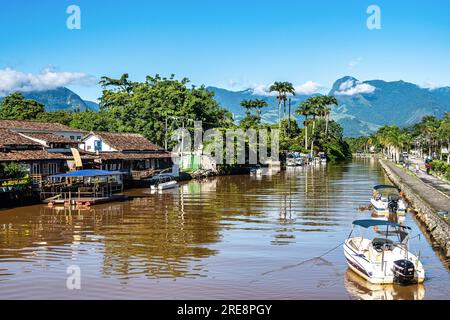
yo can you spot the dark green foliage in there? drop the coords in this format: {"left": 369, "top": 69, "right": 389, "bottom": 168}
{"left": 98, "top": 74, "right": 233, "bottom": 147}
{"left": 0, "top": 92, "right": 45, "bottom": 120}
{"left": 0, "top": 162, "right": 29, "bottom": 179}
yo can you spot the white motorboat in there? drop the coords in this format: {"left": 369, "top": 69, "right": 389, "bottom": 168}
{"left": 250, "top": 166, "right": 263, "bottom": 175}
{"left": 344, "top": 219, "right": 425, "bottom": 285}
{"left": 286, "top": 157, "right": 297, "bottom": 166}
{"left": 150, "top": 174, "right": 178, "bottom": 191}
{"left": 319, "top": 152, "right": 327, "bottom": 164}
{"left": 371, "top": 185, "right": 406, "bottom": 214}
{"left": 286, "top": 152, "right": 303, "bottom": 166}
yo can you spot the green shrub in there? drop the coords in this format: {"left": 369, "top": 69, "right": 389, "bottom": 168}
{"left": 431, "top": 160, "right": 450, "bottom": 180}
{"left": 0, "top": 163, "right": 29, "bottom": 180}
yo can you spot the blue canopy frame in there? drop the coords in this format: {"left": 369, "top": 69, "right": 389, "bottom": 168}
{"left": 352, "top": 219, "right": 411, "bottom": 230}
{"left": 50, "top": 169, "right": 127, "bottom": 178}
{"left": 373, "top": 184, "right": 400, "bottom": 191}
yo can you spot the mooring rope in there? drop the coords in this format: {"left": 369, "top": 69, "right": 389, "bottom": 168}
{"left": 259, "top": 241, "right": 345, "bottom": 277}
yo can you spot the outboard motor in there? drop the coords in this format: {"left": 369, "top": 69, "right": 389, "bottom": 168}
{"left": 388, "top": 195, "right": 400, "bottom": 214}
{"left": 393, "top": 259, "right": 415, "bottom": 283}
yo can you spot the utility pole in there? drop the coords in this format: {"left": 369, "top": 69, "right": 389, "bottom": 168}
{"left": 164, "top": 116, "right": 168, "bottom": 150}
{"left": 181, "top": 119, "right": 185, "bottom": 170}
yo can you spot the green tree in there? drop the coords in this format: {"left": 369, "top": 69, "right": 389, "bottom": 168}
{"left": 296, "top": 99, "right": 314, "bottom": 150}
{"left": 98, "top": 73, "right": 232, "bottom": 147}
{"left": 36, "top": 110, "right": 74, "bottom": 126}
{"left": 0, "top": 92, "right": 45, "bottom": 120}
{"left": 269, "top": 82, "right": 285, "bottom": 129}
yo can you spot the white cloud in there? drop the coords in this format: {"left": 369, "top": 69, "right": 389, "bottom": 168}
{"left": 348, "top": 57, "right": 363, "bottom": 69}
{"left": 294, "top": 81, "right": 324, "bottom": 95}
{"left": 336, "top": 79, "right": 375, "bottom": 96}
{"left": 248, "top": 81, "right": 324, "bottom": 96}
{"left": 0, "top": 67, "right": 96, "bottom": 96}
{"left": 420, "top": 81, "right": 445, "bottom": 91}
{"left": 249, "top": 83, "right": 276, "bottom": 96}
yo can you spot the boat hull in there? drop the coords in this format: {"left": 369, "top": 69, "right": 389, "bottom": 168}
{"left": 343, "top": 240, "right": 424, "bottom": 285}
{"left": 370, "top": 198, "right": 406, "bottom": 214}
{"left": 151, "top": 181, "right": 178, "bottom": 190}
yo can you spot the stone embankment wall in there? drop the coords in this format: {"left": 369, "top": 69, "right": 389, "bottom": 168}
{"left": 379, "top": 159, "right": 450, "bottom": 257}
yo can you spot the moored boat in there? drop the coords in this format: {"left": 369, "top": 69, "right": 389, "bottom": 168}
{"left": 150, "top": 174, "right": 178, "bottom": 191}
{"left": 344, "top": 219, "right": 425, "bottom": 285}
{"left": 371, "top": 185, "right": 406, "bottom": 214}
{"left": 250, "top": 165, "right": 263, "bottom": 175}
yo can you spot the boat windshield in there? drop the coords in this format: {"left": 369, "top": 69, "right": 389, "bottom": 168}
{"left": 373, "top": 187, "right": 400, "bottom": 201}
{"left": 351, "top": 220, "right": 410, "bottom": 245}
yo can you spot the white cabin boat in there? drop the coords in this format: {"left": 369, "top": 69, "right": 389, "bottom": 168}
{"left": 150, "top": 174, "right": 178, "bottom": 191}
{"left": 371, "top": 185, "right": 406, "bottom": 214}
{"left": 250, "top": 166, "right": 263, "bottom": 175}
{"left": 344, "top": 219, "right": 425, "bottom": 285}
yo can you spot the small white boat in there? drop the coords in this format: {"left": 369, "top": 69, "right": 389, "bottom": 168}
{"left": 371, "top": 185, "right": 406, "bottom": 214}
{"left": 319, "top": 152, "right": 327, "bottom": 164}
{"left": 344, "top": 219, "right": 425, "bottom": 285}
{"left": 286, "top": 157, "right": 297, "bottom": 166}
{"left": 150, "top": 174, "right": 178, "bottom": 191}
{"left": 250, "top": 166, "right": 263, "bottom": 175}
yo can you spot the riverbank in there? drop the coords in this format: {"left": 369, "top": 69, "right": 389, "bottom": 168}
{"left": 378, "top": 158, "right": 450, "bottom": 257}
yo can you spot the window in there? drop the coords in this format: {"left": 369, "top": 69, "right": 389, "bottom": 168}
{"left": 70, "top": 136, "right": 75, "bottom": 140}
{"left": 77, "top": 136, "right": 81, "bottom": 141}
{"left": 48, "top": 163, "right": 59, "bottom": 174}
{"left": 94, "top": 140, "right": 102, "bottom": 151}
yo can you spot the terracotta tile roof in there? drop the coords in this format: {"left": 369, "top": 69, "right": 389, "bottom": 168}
{"left": 0, "top": 150, "right": 71, "bottom": 161}
{"left": 0, "top": 119, "right": 84, "bottom": 133}
{"left": 21, "top": 132, "right": 79, "bottom": 144}
{"left": 92, "top": 132, "right": 165, "bottom": 152}
{"left": 0, "top": 128, "right": 40, "bottom": 148}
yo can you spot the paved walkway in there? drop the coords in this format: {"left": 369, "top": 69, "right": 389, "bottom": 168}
{"left": 382, "top": 159, "right": 450, "bottom": 212}
{"left": 406, "top": 157, "right": 450, "bottom": 197}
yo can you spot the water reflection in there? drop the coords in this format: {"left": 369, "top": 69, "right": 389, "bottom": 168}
{"left": 0, "top": 159, "right": 448, "bottom": 299}
{"left": 345, "top": 269, "right": 425, "bottom": 300}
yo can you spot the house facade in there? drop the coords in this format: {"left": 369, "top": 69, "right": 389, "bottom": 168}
{"left": 81, "top": 132, "right": 172, "bottom": 180}
{"left": 0, "top": 120, "right": 94, "bottom": 184}
{"left": 0, "top": 128, "right": 71, "bottom": 185}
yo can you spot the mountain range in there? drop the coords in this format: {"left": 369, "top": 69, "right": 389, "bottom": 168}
{"left": 1, "top": 77, "right": 449, "bottom": 137}
{"left": 208, "top": 77, "right": 450, "bottom": 136}
{"left": 0, "top": 87, "right": 99, "bottom": 112}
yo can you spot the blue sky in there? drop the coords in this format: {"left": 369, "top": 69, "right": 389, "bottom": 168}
{"left": 1, "top": 0, "right": 450, "bottom": 101}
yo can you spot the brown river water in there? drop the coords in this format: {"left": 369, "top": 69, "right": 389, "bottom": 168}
{"left": 0, "top": 158, "right": 449, "bottom": 299}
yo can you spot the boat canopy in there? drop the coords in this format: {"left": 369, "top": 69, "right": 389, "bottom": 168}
{"left": 352, "top": 219, "right": 411, "bottom": 230}
{"left": 50, "top": 169, "right": 127, "bottom": 178}
{"left": 373, "top": 184, "right": 399, "bottom": 191}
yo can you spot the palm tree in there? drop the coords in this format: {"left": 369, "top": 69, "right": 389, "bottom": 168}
{"left": 253, "top": 99, "right": 268, "bottom": 119}
{"left": 307, "top": 97, "right": 321, "bottom": 155}
{"left": 296, "top": 100, "right": 314, "bottom": 150}
{"left": 320, "top": 96, "right": 338, "bottom": 136}
{"left": 240, "top": 99, "right": 254, "bottom": 117}
{"left": 269, "top": 82, "right": 285, "bottom": 129}
{"left": 283, "top": 82, "right": 296, "bottom": 131}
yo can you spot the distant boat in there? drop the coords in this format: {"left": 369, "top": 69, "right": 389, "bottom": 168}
{"left": 371, "top": 185, "right": 406, "bottom": 214}
{"left": 150, "top": 174, "right": 178, "bottom": 191}
{"left": 344, "top": 219, "right": 425, "bottom": 285}
{"left": 250, "top": 166, "right": 263, "bottom": 175}
{"left": 286, "top": 157, "right": 297, "bottom": 166}
{"left": 319, "top": 152, "right": 327, "bottom": 164}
